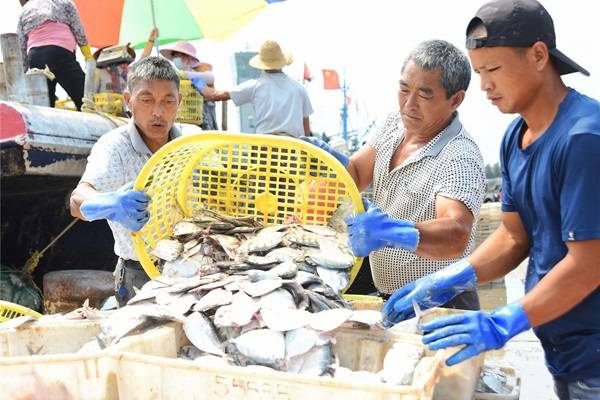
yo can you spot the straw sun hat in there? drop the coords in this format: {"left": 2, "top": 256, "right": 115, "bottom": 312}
{"left": 249, "top": 40, "right": 294, "bottom": 70}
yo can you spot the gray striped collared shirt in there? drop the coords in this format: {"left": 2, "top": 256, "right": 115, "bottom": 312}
{"left": 367, "top": 111, "right": 485, "bottom": 293}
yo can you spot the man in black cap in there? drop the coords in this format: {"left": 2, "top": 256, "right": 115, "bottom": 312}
{"left": 381, "top": 0, "right": 600, "bottom": 397}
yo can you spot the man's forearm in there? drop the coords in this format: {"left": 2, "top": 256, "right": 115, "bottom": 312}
{"left": 469, "top": 223, "right": 530, "bottom": 284}
{"left": 201, "top": 87, "right": 230, "bottom": 102}
{"left": 70, "top": 184, "right": 97, "bottom": 220}
{"left": 521, "top": 241, "right": 600, "bottom": 327}
{"left": 414, "top": 217, "right": 472, "bottom": 259}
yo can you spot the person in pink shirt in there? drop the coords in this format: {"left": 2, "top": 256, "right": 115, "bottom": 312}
{"left": 17, "top": 0, "right": 92, "bottom": 110}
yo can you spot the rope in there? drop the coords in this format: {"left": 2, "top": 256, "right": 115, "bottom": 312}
{"left": 23, "top": 218, "right": 79, "bottom": 279}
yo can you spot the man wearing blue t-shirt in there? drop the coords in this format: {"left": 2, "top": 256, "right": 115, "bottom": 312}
{"left": 381, "top": 0, "right": 600, "bottom": 397}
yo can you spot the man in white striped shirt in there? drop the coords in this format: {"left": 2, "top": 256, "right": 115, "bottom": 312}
{"left": 304, "top": 40, "right": 486, "bottom": 311}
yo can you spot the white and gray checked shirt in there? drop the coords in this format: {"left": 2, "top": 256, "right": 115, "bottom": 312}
{"left": 367, "top": 111, "right": 485, "bottom": 294}
{"left": 80, "top": 121, "right": 183, "bottom": 261}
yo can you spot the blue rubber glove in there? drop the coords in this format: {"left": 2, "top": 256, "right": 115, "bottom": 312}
{"left": 80, "top": 182, "right": 150, "bottom": 231}
{"left": 382, "top": 260, "right": 477, "bottom": 326}
{"left": 345, "top": 201, "right": 419, "bottom": 257}
{"left": 421, "top": 301, "right": 531, "bottom": 366}
{"left": 300, "top": 136, "right": 349, "bottom": 167}
{"left": 191, "top": 77, "right": 206, "bottom": 92}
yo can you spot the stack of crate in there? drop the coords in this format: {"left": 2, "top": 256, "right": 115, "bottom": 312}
{"left": 474, "top": 203, "right": 502, "bottom": 249}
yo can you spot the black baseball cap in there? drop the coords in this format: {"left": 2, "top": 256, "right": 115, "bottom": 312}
{"left": 465, "top": 0, "right": 590, "bottom": 76}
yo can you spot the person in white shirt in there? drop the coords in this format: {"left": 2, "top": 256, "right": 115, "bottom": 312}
{"left": 70, "top": 57, "right": 183, "bottom": 306}
{"left": 203, "top": 39, "right": 313, "bottom": 138}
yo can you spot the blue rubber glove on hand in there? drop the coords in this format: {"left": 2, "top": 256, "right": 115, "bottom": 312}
{"left": 345, "top": 201, "right": 419, "bottom": 257}
{"left": 191, "top": 77, "right": 206, "bottom": 92}
{"left": 80, "top": 182, "right": 150, "bottom": 231}
{"left": 300, "top": 136, "right": 350, "bottom": 167}
{"left": 382, "top": 259, "right": 477, "bottom": 326}
{"left": 421, "top": 302, "right": 531, "bottom": 366}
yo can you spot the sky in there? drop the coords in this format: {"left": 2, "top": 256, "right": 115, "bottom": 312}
{"left": 2, "top": 0, "right": 599, "bottom": 165}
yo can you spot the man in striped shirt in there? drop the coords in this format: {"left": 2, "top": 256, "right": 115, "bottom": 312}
{"left": 304, "top": 40, "right": 486, "bottom": 310}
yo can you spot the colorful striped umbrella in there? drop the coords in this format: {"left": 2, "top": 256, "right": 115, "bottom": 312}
{"left": 73, "top": 0, "right": 286, "bottom": 49}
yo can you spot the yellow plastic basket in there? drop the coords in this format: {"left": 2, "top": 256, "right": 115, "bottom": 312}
{"left": 0, "top": 300, "right": 42, "bottom": 322}
{"left": 94, "top": 92, "right": 124, "bottom": 115}
{"left": 132, "top": 132, "right": 364, "bottom": 291}
{"left": 54, "top": 99, "right": 77, "bottom": 111}
{"left": 176, "top": 79, "right": 203, "bottom": 125}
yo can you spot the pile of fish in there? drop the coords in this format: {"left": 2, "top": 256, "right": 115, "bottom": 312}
{"left": 87, "top": 206, "right": 426, "bottom": 384}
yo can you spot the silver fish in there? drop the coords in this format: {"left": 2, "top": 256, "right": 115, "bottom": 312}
{"left": 245, "top": 261, "right": 298, "bottom": 282}
{"left": 301, "top": 224, "right": 337, "bottom": 237}
{"left": 243, "top": 255, "right": 279, "bottom": 267}
{"left": 214, "top": 291, "right": 259, "bottom": 328}
{"left": 316, "top": 266, "right": 349, "bottom": 293}
{"left": 266, "top": 247, "right": 302, "bottom": 263}
{"left": 246, "top": 231, "right": 286, "bottom": 253}
{"left": 309, "top": 308, "right": 353, "bottom": 331}
{"left": 256, "top": 288, "right": 297, "bottom": 310}
{"left": 229, "top": 328, "right": 286, "bottom": 370}
{"left": 192, "top": 288, "right": 233, "bottom": 312}
{"left": 285, "top": 327, "right": 320, "bottom": 359}
{"left": 297, "top": 343, "right": 335, "bottom": 376}
{"left": 260, "top": 306, "right": 310, "bottom": 332}
{"left": 162, "top": 257, "right": 201, "bottom": 278}
{"left": 183, "top": 312, "right": 224, "bottom": 356}
{"left": 152, "top": 239, "right": 183, "bottom": 262}
{"left": 286, "top": 229, "right": 321, "bottom": 248}
{"left": 328, "top": 201, "right": 354, "bottom": 233}
{"left": 209, "top": 234, "right": 241, "bottom": 259}
{"left": 173, "top": 220, "right": 203, "bottom": 238}
{"left": 242, "top": 278, "right": 283, "bottom": 297}
{"left": 178, "top": 345, "right": 205, "bottom": 360}
{"left": 348, "top": 310, "right": 384, "bottom": 327}
{"left": 381, "top": 342, "right": 423, "bottom": 385}
{"left": 305, "top": 245, "right": 354, "bottom": 270}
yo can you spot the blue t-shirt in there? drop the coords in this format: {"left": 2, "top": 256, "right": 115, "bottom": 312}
{"left": 500, "top": 89, "right": 600, "bottom": 380}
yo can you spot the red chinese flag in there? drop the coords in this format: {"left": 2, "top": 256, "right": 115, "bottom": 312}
{"left": 322, "top": 69, "right": 340, "bottom": 90}
{"left": 303, "top": 63, "right": 312, "bottom": 82}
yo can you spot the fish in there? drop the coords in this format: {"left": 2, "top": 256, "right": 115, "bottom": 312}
{"left": 192, "top": 288, "right": 233, "bottom": 312}
{"left": 213, "top": 291, "right": 259, "bottom": 328}
{"left": 285, "top": 327, "right": 320, "bottom": 359}
{"left": 173, "top": 220, "right": 203, "bottom": 238}
{"left": 245, "top": 261, "right": 298, "bottom": 282}
{"left": 246, "top": 231, "right": 287, "bottom": 253}
{"left": 152, "top": 239, "right": 183, "bottom": 262}
{"left": 297, "top": 343, "right": 335, "bottom": 376}
{"left": 285, "top": 229, "right": 321, "bottom": 248}
{"left": 266, "top": 247, "right": 302, "bottom": 263}
{"left": 183, "top": 312, "right": 224, "bottom": 356}
{"left": 380, "top": 342, "right": 424, "bottom": 385}
{"left": 309, "top": 308, "right": 353, "bottom": 331}
{"left": 301, "top": 224, "right": 337, "bottom": 237}
{"left": 256, "top": 288, "right": 297, "bottom": 310}
{"left": 316, "top": 266, "right": 349, "bottom": 294}
{"left": 162, "top": 257, "right": 202, "bottom": 278}
{"left": 260, "top": 306, "right": 310, "bottom": 332}
{"left": 227, "top": 328, "right": 286, "bottom": 370}
{"left": 305, "top": 245, "right": 354, "bottom": 270}
{"left": 242, "top": 278, "right": 283, "bottom": 297}
{"left": 328, "top": 201, "right": 354, "bottom": 233}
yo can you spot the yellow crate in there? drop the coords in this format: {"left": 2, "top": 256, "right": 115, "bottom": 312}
{"left": 0, "top": 300, "right": 41, "bottom": 322}
{"left": 94, "top": 92, "right": 124, "bottom": 116}
{"left": 132, "top": 132, "right": 364, "bottom": 290}
{"left": 54, "top": 98, "right": 77, "bottom": 111}
{"left": 176, "top": 79, "right": 203, "bottom": 125}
